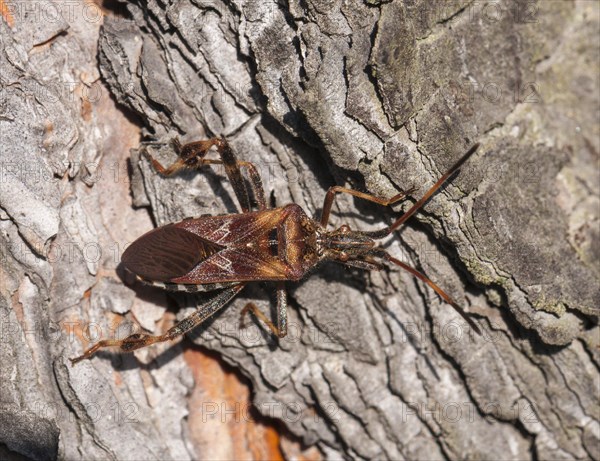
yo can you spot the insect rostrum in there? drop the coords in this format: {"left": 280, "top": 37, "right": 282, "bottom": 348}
{"left": 70, "top": 138, "right": 481, "bottom": 365}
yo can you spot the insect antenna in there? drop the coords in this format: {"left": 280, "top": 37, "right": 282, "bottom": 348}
{"left": 364, "top": 143, "right": 480, "bottom": 239}
{"left": 373, "top": 249, "right": 481, "bottom": 334}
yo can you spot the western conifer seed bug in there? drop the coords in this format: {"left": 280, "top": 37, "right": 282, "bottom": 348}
{"left": 70, "top": 138, "right": 481, "bottom": 365}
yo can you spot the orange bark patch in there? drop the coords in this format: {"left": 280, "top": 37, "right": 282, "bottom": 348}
{"left": 0, "top": 0, "right": 14, "bottom": 27}
{"left": 184, "top": 347, "right": 285, "bottom": 460}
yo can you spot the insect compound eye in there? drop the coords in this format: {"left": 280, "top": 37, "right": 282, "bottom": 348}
{"left": 339, "top": 224, "right": 351, "bottom": 234}
{"left": 338, "top": 252, "right": 349, "bottom": 262}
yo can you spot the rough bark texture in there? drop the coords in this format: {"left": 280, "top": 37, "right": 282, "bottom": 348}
{"left": 1, "top": 1, "right": 599, "bottom": 460}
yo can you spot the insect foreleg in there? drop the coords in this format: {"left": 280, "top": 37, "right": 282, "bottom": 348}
{"left": 364, "top": 143, "right": 480, "bottom": 239}
{"left": 319, "top": 186, "right": 416, "bottom": 228}
{"left": 240, "top": 282, "right": 288, "bottom": 338}
{"left": 338, "top": 258, "right": 384, "bottom": 271}
{"left": 70, "top": 284, "right": 245, "bottom": 365}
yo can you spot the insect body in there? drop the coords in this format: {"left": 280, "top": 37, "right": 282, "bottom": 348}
{"left": 70, "top": 138, "right": 481, "bottom": 365}
{"left": 124, "top": 204, "right": 320, "bottom": 287}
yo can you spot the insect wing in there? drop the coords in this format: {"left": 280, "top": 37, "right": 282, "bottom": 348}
{"left": 174, "top": 246, "right": 290, "bottom": 283}
{"left": 122, "top": 225, "right": 224, "bottom": 282}
{"left": 177, "top": 208, "right": 282, "bottom": 245}
{"left": 173, "top": 208, "right": 294, "bottom": 283}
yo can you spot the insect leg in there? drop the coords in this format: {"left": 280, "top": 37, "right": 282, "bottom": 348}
{"left": 70, "top": 284, "right": 245, "bottom": 365}
{"left": 276, "top": 283, "right": 288, "bottom": 337}
{"left": 339, "top": 258, "right": 384, "bottom": 271}
{"left": 240, "top": 282, "right": 288, "bottom": 338}
{"left": 200, "top": 158, "right": 267, "bottom": 211}
{"left": 319, "top": 186, "right": 417, "bottom": 227}
{"left": 142, "top": 137, "right": 267, "bottom": 212}
{"left": 207, "top": 138, "right": 267, "bottom": 211}
{"left": 364, "top": 143, "right": 480, "bottom": 238}
{"left": 141, "top": 148, "right": 187, "bottom": 176}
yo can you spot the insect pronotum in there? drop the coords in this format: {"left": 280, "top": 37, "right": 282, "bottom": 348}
{"left": 70, "top": 138, "right": 481, "bottom": 365}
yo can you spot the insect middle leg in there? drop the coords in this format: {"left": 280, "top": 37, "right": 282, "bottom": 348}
{"left": 142, "top": 137, "right": 266, "bottom": 212}
{"left": 319, "top": 186, "right": 417, "bottom": 227}
{"left": 240, "top": 282, "right": 288, "bottom": 338}
{"left": 70, "top": 284, "right": 245, "bottom": 365}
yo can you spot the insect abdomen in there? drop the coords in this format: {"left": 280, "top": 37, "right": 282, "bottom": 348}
{"left": 131, "top": 274, "right": 236, "bottom": 293}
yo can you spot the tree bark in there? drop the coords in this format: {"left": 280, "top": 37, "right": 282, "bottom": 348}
{"left": 1, "top": 1, "right": 598, "bottom": 460}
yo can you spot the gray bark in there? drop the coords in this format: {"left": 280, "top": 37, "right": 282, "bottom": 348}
{"left": 1, "top": 1, "right": 598, "bottom": 460}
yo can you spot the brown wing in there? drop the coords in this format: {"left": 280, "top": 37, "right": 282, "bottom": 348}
{"left": 172, "top": 247, "right": 291, "bottom": 284}
{"left": 176, "top": 208, "right": 285, "bottom": 245}
{"left": 172, "top": 207, "right": 299, "bottom": 283}
{"left": 126, "top": 206, "right": 309, "bottom": 284}
{"left": 122, "top": 225, "right": 224, "bottom": 282}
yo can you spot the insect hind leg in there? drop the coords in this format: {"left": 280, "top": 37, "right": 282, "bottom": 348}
{"left": 70, "top": 284, "right": 245, "bottom": 365}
